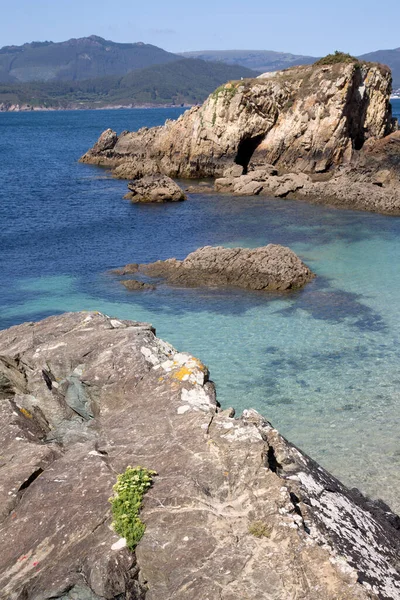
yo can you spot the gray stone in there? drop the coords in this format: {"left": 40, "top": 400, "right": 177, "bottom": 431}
{"left": 223, "top": 164, "right": 244, "bottom": 177}
{"left": 137, "top": 244, "right": 314, "bottom": 291}
{"left": 0, "top": 312, "right": 399, "bottom": 599}
{"left": 124, "top": 174, "right": 186, "bottom": 203}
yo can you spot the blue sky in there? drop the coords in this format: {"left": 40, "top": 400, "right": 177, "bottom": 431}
{"left": 0, "top": 0, "right": 399, "bottom": 55}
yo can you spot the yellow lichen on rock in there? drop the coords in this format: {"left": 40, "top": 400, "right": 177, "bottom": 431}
{"left": 19, "top": 407, "right": 33, "bottom": 419}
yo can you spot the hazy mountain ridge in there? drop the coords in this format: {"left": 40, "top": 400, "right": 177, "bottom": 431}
{"left": 0, "top": 35, "right": 180, "bottom": 83}
{"left": 1, "top": 35, "right": 400, "bottom": 110}
{"left": 181, "top": 48, "right": 400, "bottom": 89}
{"left": 179, "top": 49, "right": 317, "bottom": 72}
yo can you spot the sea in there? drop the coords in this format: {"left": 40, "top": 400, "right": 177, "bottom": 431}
{"left": 1, "top": 100, "right": 400, "bottom": 511}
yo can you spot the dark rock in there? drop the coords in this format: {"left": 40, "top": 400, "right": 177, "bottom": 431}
{"left": 111, "top": 263, "right": 139, "bottom": 276}
{"left": 124, "top": 174, "right": 187, "bottom": 203}
{"left": 121, "top": 279, "right": 155, "bottom": 291}
{"left": 0, "top": 312, "right": 399, "bottom": 599}
{"left": 139, "top": 244, "right": 315, "bottom": 291}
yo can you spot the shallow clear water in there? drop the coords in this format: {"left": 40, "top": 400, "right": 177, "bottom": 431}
{"left": 1, "top": 101, "right": 400, "bottom": 511}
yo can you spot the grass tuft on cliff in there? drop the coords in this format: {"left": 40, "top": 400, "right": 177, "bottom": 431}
{"left": 109, "top": 466, "right": 156, "bottom": 550}
{"left": 315, "top": 51, "right": 359, "bottom": 66}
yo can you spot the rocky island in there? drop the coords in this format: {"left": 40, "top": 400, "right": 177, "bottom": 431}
{"left": 0, "top": 311, "right": 399, "bottom": 600}
{"left": 81, "top": 56, "right": 400, "bottom": 214}
{"left": 115, "top": 244, "right": 315, "bottom": 291}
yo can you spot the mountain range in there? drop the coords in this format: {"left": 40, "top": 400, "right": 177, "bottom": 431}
{"left": 0, "top": 36, "right": 399, "bottom": 110}
{"left": 180, "top": 49, "right": 400, "bottom": 89}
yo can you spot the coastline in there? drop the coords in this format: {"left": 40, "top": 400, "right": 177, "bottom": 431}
{"left": 0, "top": 102, "right": 195, "bottom": 113}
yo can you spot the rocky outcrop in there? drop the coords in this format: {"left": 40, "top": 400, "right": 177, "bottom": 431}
{"left": 118, "top": 244, "right": 315, "bottom": 291}
{"left": 123, "top": 174, "right": 187, "bottom": 203}
{"left": 0, "top": 312, "right": 399, "bottom": 599}
{"left": 214, "top": 136, "right": 400, "bottom": 214}
{"left": 81, "top": 61, "right": 394, "bottom": 179}
{"left": 80, "top": 60, "right": 400, "bottom": 213}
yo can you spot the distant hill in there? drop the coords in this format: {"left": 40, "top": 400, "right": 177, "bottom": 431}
{"left": 358, "top": 48, "right": 400, "bottom": 89}
{"left": 0, "top": 35, "right": 180, "bottom": 83}
{"left": 180, "top": 47, "right": 400, "bottom": 91}
{"left": 0, "top": 59, "right": 256, "bottom": 109}
{"left": 179, "top": 50, "right": 317, "bottom": 73}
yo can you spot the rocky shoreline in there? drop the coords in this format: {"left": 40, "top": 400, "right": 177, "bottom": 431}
{"left": 0, "top": 311, "right": 399, "bottom": 599}
{"left": 0, "top": 103, "right": 193, "bottom": 113}
{"left": 81, "top": 60, "right": 400, "bottom": 214}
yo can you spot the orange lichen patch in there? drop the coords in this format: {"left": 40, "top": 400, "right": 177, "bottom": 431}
{"left": 171, "top": 357, "right": 207, "bottom": 383}
{"left": 172, "top": 366, "right": 193, "bottom": 381}
{"left": 19, "top": 407, "right": 33, "bottom": 419}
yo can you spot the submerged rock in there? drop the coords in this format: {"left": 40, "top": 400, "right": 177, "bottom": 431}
{"left": 121, "top": 279, "right": 155, "bottom": 291}
{"left": 111, "top": 263, "right": 139, "bottom": 275}
{"left": 124, "top": 174, "right": 186, "bottom": 203}
{"left": 118, "top": 244, "right": 315, "bottom": 291}
{"left": 0, "top": 311, "right": 399, "bottom": 599}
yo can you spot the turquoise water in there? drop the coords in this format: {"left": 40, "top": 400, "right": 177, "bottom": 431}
{"left": 1, "top": 102, "right": 400, "bottom": 510}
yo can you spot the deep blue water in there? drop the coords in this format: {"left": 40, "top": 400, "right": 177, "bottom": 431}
{"left": 1, "top": 101, "right": 400, "bottom": 510}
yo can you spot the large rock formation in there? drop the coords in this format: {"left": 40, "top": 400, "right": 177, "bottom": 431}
{"left": 0, "top": 312, "right": 399, "bottom": 599}
{"left": 80, "top": 59, "right": 400, "bottom": 213}
{"left": 118, "top": 244, "right": 315, "bottom": 291}
{"left": 81, "top": 61, "right": 394, "bottom": 178}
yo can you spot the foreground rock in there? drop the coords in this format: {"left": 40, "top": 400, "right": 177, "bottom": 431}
{"left": 80, "top": 59, "right": 400, "bottom": 213}
{"left": 119, "top": 244, "right": 315, "bottom": 291}
{"left": 0, "top": 312, "right": 399, "bottom": 599}
{"left": 124, "top": 174, "right": 187, "bottom": 203}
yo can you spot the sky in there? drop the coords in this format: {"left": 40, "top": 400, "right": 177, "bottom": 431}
{"left": 0, "top": 0, "right": 399, "bottom": 56}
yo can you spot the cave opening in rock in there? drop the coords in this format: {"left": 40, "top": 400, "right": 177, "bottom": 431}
{"left": 234, "top": 134, "right": 265, "bottom": 173}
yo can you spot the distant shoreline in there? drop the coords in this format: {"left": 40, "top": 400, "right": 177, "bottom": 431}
{"left": 0, "top": 103, "right": 194, "bottom": 113}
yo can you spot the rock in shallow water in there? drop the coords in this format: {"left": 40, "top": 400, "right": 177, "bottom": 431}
{"left": 124, "top": 174, "right": 187, "bottom": 203}
{"left": 0, "top": 311, "right": 399, "bottom": 599}
{"left": 121, "top": 279, "right": 155, "bottom": 291}
{"left": 121, "top": 244, "right": 315, "bottom": 291}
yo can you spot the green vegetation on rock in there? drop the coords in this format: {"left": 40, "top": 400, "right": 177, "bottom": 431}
{"left": 109, "top": 466, "right": 156, "bottom": 550}
{"left": 248, "top": 521, "right": 272, "bottom": 538}
{"left": 315, "top": 51, "right": 359, "bottom": 66}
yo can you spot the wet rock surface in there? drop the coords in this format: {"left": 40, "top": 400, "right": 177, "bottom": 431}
{"left": 0, "top": 312, "right": 399, "bottom": 599}
{"left": 124, "top": 174, "right": 186, "bottom": 203}
{"left": 119, "top": 244, "right": 315, "bottom": 292}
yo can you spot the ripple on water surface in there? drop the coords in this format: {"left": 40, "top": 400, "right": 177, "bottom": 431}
{"left": 1, "top": 104, "right": 400, "bottom": 512}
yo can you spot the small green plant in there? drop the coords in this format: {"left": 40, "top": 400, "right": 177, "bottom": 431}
{"left": 248, "top": 520, "right": 272, "bottom": 538}
{"left": 109, "top": 466, "right": 156, "bottom": 550}
{"left": 315, "top": 51, "right": 359, "bottom": 66}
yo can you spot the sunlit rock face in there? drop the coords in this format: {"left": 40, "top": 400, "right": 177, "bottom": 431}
{"left": 81, "top": 61, "right": 394, "bottom": 179}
